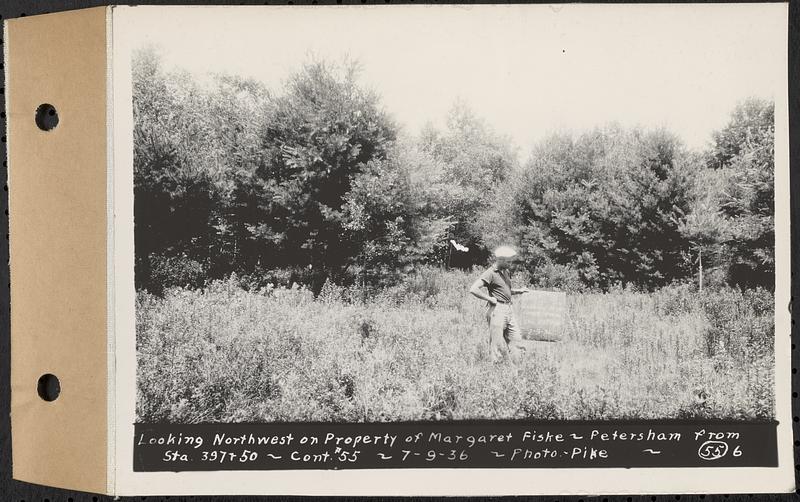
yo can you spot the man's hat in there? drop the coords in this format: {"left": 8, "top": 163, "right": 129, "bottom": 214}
{"left": 494, "top": 246, "right": 517, "bottom": 258}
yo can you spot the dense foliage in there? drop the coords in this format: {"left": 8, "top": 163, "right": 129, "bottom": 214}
{"left": 133, "top": 49, "right": 776, "bottom": 293}
{"left": 482, "top": 127, "right": 697, "bottom": 290}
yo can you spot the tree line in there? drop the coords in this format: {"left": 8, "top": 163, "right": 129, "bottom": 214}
{"left": 133, "top": 47, "right": 775, "bottom": 294}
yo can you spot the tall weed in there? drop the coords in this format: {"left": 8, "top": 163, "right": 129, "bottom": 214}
{"left": 137, "top": 269, "right": 775, "bottom": 422}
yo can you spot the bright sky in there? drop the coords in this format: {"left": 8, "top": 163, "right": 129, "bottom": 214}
{"left": 121, "top": 4, "right": 786, "bottom": 154}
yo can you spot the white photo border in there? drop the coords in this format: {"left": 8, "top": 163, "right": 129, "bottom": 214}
{"left": 110, "top": 4, "right": 794, "bottom": 496}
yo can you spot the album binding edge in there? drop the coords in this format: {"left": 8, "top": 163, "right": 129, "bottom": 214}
{"left": 6, "top": 6, "right": 112, "bottom": 494}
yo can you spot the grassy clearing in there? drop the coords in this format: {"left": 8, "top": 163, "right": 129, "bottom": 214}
{"left": 136, "top": 268, "right": 774, "bottom": 423}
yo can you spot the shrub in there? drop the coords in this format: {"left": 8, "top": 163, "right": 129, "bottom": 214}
{"left": 145, "top": 253, "right": 206, "bottom": 295}
{"left": 531, "top": 262, "right": 585, "bottom": 293}
{"left": 701, "top": 287, "right": 774, "bottom": 359}
{"left": 653, "top": 283, "right": 698, "bottom": 317}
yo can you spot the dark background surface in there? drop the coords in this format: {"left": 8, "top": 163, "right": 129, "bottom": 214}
{"left": 0, "top": 0, "right": 798, "bottom": 500}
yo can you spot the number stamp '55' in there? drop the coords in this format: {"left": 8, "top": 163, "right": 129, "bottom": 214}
{"left": 698, "top": 441, "right": 742, "bottom": 460}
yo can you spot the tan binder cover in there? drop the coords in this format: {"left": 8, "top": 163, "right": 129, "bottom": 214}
{"left": 6, "top": 7, "right": 109, "bottom": 493}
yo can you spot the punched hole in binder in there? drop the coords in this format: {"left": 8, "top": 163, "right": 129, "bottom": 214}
{"left": 37, "top": 373, "right": 60, "bottom": 402}
{"left": 34, "top": 103, "right": 59, "bottom": 131}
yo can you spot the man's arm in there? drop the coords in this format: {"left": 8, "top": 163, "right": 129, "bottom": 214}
{"left": 511, "top": 287, "right": 530, "bottom": 295}
{"left": 469, "top": 278, "right": 497, "bottom": 305}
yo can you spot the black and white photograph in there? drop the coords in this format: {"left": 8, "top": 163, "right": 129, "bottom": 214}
{"left": 129, "top": 4, "right": 785, "bottom": 428}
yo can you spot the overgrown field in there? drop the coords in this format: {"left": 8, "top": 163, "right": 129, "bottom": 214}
{"left": 136, "top": 268, "right": 774, "bottom": 423}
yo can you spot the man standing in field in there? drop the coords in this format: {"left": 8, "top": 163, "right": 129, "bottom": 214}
{"left": 469, "top": 246, "right": 530, "bottom": 363}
